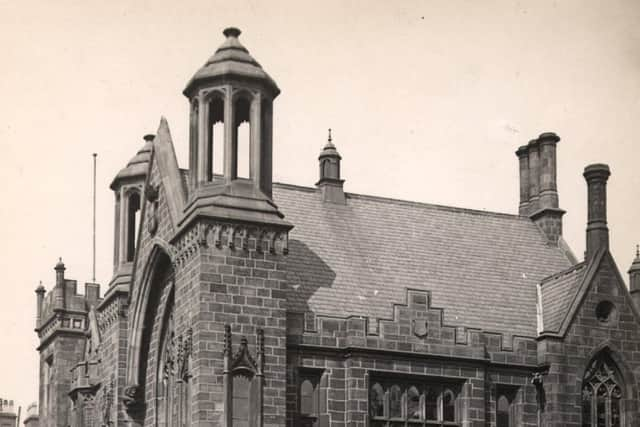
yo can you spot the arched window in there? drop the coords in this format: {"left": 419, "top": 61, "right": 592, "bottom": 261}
{"left": 232, "top": 374, "right": 251, "bottom": 427}
{"left": 369, "top": 379, "right": 460, "bottom": 426}
{"left": 234, "top": 96, "right": 251, "bottom": 179}
{"left": 389, "top": 384, "right": 402, "bottom": 418}
{"left": 126, "top": 191, "right": 140, "bottom": 262}
{"left": 157, "top": 310, "right": 175, "bottom": 427}
{"left": 407, "top": 386, "right": 420, "bottom": 420}
{"left": 497, "top": 395, "right": 510, "bottom": 427}
{"left": 582, "top": 353, "right": 624, "bottom": 427}
{"left": 208, "top": 97, "right": 224, "bottom": 179}
{"left": 370, "top": 383, "right": 385, "bottom": 418}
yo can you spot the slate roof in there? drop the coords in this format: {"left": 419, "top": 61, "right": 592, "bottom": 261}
{"left": 272, "top": 183, "right": 573, "bottom": 338}
{"left": 539, "top": 263, "right": 586, "bottom": 334}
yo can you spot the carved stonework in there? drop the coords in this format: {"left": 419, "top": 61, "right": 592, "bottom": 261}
{"left": 412, "top": 319, "right": 428, "bottom": 338}
{"left": 146, "top": 183, "right": 159, "bottom": 236}
{"left": 122, "top": 384, "right": 140, "bottom": 408}
{"left": 171, "top": 221, "right": 289, "bottom": 268}
{"left": 98, "top": 378, "right": 114, "bottom": 426}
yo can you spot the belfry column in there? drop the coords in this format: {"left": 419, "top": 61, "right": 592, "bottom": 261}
{"left": 197, "top": 94, "right": 208, "bottom": 184}
{"left": 224, "top": 87, "right": 236, "bottom": 181}
{"left": 250, "top": 92, "right": 263, "bottom": 187}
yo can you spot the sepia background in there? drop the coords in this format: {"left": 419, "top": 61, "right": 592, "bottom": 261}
{"left": 1, "top": 0, "right": 639, "bottom": 414}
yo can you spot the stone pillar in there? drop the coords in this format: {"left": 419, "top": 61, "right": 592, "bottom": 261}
{"left": 118, "top": 187, "right": 127, "bottom": 266}
{"left": 225, "top": 87, "right": 237, "bottom": 181}
{"left": 250, "top": 93, "right": 263, "bottom": 188}
{"left": 261, "top": 100, "right": 273, "bottom": 198}
{"left": 583, "top": 163, "right": 610, "bottom": 261}
{"left": 197, "top": 94, "right": 208, "bottom": 185}
{"left": 189, "top": 98, "right": 199, "bottom": 188}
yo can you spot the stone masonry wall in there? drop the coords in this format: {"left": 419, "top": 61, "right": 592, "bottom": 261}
{"left": 539, "top": 254, "right": 640, "bottom": 427}
{"left": 286, "top": 289, "right": 541, "bottom": 427}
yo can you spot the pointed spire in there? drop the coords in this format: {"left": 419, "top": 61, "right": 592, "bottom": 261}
{"left": 325, "top": 128, "right": 335, "bottom": 149}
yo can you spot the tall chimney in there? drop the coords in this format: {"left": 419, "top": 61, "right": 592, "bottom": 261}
{"left": 527, "top": 139, "right": 541, "bottom": 213}
{"left": 517, "top": 133, "right": 565, "bottom": 244}
{"left": 538, "top": 132, "right": 560, "bottom": 209}
{"left": 583, "top": 163, "right": 610, "bottom": 261}
{"left": 629, "top": 245, "right": 640, "bottom": 310}
{"left": 516, "top": 145, "right": 530, "bottom": 215}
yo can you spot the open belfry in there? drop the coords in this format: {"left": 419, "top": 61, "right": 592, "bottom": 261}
{"left": 33, "top": 28, "right": 640, "bottom": 427}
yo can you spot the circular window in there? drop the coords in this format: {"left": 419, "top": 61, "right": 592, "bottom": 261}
{"left": 595, "top": 301, "right": 616, "bottom": 324}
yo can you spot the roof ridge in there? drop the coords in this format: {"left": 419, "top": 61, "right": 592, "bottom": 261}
{"left": 539, "top": 261, "right": 587, "bottom": 286}
{"left": 273, "top": 181, "right": 525, "bottom": 220}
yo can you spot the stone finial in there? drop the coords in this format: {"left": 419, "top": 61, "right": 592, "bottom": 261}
{"left": 223, "top": 27, "right": 241, "bottom": 38}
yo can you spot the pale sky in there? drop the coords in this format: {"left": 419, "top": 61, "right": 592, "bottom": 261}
{"left": 1, "top": 0, "right": 639, "bottom": 414}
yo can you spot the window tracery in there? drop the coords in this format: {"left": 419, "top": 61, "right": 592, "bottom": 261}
{"left": 582, "top": 354, "right": 623, "bottom": 427}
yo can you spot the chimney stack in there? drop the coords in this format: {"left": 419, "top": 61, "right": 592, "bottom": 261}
{"left": 583, "top": 163, "right": 610, "bottom": 261}
{"left": 516, "top": 133, "right": 565, "bottom": 244}
{"left": 629, "top": 245, "right": 640, "bottom": 310}
{"left": 516, "top": 145, "right": 530, "bottom": 215}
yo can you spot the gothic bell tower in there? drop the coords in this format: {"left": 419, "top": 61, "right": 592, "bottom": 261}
{"left": 183, "top": 27, "right": 283, "bottom": 223}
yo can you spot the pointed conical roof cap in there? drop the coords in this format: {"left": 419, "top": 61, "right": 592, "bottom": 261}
{"left": 111, "top": 135, "right": 153, "bottom": 188}
{"left": 184, "top": 28, "right": 279, "bottom": 97}
{"left": 319, "top": 128, "right": 341, "bottom": 159}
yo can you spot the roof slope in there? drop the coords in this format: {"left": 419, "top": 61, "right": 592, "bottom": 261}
{"left": 273, "top": 184, "right": 573, "bottom": 338}
{"left": 539, "top": 263, "right": 586, "bottom": 333}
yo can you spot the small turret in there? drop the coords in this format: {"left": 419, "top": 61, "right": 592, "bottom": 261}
{"left": 316, "top": 129, "right": 345, "bottom": 204}
{"left": 110, "top": 135, "right": 152, "bottom": 283}
{"left": 35, "top": 281, "right": 45, "bottom": 327}
{"left": 54, "top": 258, "right": 65, "bottom": 311}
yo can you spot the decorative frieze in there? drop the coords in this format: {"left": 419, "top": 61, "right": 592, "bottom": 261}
{"left": 170, "top": 220, "right": 289, "bottom": 268}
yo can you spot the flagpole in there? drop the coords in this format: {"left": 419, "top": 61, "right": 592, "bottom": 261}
{"left": 92, "top": 153, "right": 97, "bottom": 283}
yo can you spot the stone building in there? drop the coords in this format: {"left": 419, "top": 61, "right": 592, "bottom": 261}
{"left": 0, "top": 399, "right": 17, "bottom": 427}
{"left": 33, "top": 28, "right": 640, "bottom": 427}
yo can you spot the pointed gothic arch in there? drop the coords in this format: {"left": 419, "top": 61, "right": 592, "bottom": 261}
{"left": 124, "top": 242, "right": 176, "bottom": 419}
{"left": 580, "top": 346, "right": 630, "bottom": 427}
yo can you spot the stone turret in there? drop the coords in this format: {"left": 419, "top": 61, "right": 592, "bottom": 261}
{"left": 316, "top": 129, "right": 345, "bottom": 204}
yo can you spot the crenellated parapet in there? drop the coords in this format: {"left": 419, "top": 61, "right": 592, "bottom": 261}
{"left": 287, "top": 288, "right": 539, "bottom": 367}
{"left": 34, "top": 259, "right": 102, "bottom": 349}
